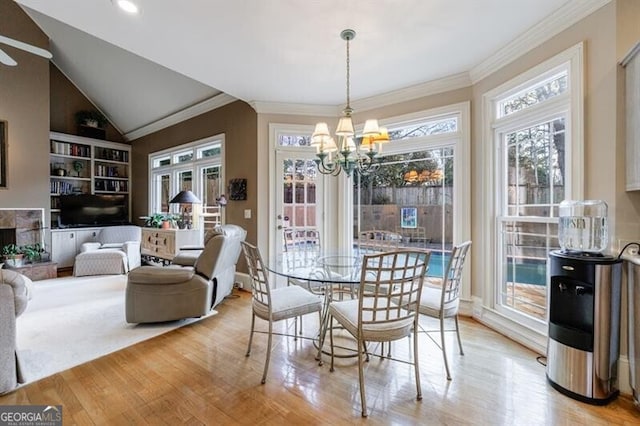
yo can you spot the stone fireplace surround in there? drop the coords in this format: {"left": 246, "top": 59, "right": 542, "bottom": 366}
{"left": 0, "top": 208, "right": 45, "bottom": 249}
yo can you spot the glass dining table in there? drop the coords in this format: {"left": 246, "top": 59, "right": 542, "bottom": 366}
{"left": 265, "top": 250, "right": 365, "bottom": 361}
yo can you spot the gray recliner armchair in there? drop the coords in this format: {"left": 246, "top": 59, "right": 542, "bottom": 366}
{"left": 125, "top": 224, "right": 246, "bottom": 323}
{"left": 1, "top": 269, "right": 32, "bottom": 395}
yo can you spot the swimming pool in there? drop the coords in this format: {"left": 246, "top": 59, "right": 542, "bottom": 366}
{"left": 427, "top": 251, "right": 546, "bottom": 286}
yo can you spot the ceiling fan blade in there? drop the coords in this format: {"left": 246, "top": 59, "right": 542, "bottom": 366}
{"left": 0, "top": 35, "right": 52, "bottom": 60}
{"left": 0, "top": 47, "right": 17, "bottom": 66}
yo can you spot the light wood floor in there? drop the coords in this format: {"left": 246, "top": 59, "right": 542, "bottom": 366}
{"left": 2, "top": 289, "right": 640, "bottom": 425}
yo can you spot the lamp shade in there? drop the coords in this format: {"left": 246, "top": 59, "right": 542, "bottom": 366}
{"left": 169, "top": 190, "right": 201, "bottom": 204}
{"left": 362, "top": 119, "right": 380, "bottom": 137}
{"left": 335, "top": 116, "right": 355, "bottom": 136}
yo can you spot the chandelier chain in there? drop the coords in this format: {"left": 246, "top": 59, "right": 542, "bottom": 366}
{"left": 345, "top": 35, "right": 350, "bottom": 111}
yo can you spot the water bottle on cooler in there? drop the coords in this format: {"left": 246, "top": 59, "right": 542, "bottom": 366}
{"left": 558, "top": 200, "right": 608, "bottom": 253}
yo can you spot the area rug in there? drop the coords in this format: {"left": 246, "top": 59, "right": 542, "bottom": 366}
{"left": 16, "top": 274, "right": 217, "bottom": 385}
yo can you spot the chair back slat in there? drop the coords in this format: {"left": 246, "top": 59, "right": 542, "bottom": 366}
{"left": 358, "top": 250, "right": 430, "bottom": 328}
{"left": 441, "top": 241, "right": 472, "bottom": 305}
{"left": 241, "top": 241, "right": 271, "bottom": 308}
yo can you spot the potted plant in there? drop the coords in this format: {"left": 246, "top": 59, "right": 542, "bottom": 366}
{"left": 2, "top": 243, "right": 25, "bottom": 267}
{"left": 145, "top": 213, "right": 179, "bottom": 229}
{"left": 74, "top": 110, "right": 109, "bottom": 129}
{"left": 22, "top": 243, "right": 45, "bottom": 264}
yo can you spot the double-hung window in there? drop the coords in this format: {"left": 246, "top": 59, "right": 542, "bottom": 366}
{"left": 482, "top": 44, "right": 584, "bottom": 337}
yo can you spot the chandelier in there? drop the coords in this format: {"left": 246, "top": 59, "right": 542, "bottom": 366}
{"left": 311, "top": 29, "right": 389, "bottom": 178}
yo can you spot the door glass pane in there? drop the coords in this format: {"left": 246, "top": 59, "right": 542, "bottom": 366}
{"left": 201, "top": 165, "right": 222, "bottom": 206}
{"left": 201, "top": 165, "right": 223, "bottom": 229}
{"left": 354, "top": 147, "right": 454, "bottom": 278}
{"left": 155, "top": 173, "right": 170, "bottom": 213}
{"left": 177, "top": 170, "right": 192, "bottom": 192}
{"left": 281, "top": 156, "right": 319, "bottom": 251}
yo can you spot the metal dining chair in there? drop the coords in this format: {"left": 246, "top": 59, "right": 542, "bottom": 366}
{"left": 327, "top": 249, "right": 430, "bottom": 417}
{"left": 241, "top": 241, "right": 323, "bottom": 384}
{"left": 418, "top": 240, "right": 472, "bottom": 380}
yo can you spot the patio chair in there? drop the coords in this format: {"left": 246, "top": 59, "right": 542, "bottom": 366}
{"left": 327, "top": 249, "right": 430, "bottom": 417}
{"left": 417, "top": 240, "right": 472, "bottom": 380}
{"left": 357, "top": 230, "right": 402, "bottom": 255}
{"left": 241, "top": 241, "right": 322, "bottom": 384}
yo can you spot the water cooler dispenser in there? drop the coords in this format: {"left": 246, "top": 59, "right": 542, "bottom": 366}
{"left": 546, "top": 200, "right": 622, "bottom": 404}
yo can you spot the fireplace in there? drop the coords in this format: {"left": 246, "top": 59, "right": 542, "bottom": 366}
{"left": 0, "top": 209, "right": 45, "bottom": 249}
{"left": 0, "top": 228, "right": 16, "bottom": 248}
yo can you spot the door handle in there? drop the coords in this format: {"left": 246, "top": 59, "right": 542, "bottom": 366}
{"left": 277, "top": 225, "right": 283, "bottom": 230}
{"left": 277, "top": 214, "right": 283, "bottom": 220}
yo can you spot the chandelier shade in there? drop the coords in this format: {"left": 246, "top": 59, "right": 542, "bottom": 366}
{"left": 312, "top": 29, "right": 388, "bottom": 177}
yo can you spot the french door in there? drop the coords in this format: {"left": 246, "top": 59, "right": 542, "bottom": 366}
{"left": 273, "top": 149, "right": 324, "bottom": 258}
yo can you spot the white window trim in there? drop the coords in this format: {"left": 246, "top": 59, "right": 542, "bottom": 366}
{"left": 479, "top": 42, "right": 584, "bottom": 354}
{"left": 148, "top": 134, "right": 225, "bottom": 215}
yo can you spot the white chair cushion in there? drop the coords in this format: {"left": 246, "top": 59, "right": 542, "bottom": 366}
{"left": 329, "top": 298, "right": 414, "bottom": 342}
{"left": 253, "top": 286, "right": 321, "bottom": 322}
{"left": 418, "top": 285, "right": 459, "bottom": 318}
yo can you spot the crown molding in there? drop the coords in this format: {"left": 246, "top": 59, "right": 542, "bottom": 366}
{"left": 250, "top": 101, "right": 339, "bottom": 116}
{"left": 469, "top": 0, "right": 611, "bottom": 83}
{"left": 251, "top": 72, "right": 471, "bottom": 117}
{"left": 621, "top": 40, "right": 640, "bottom": 66}
{"left": 125, "top": 93, "right": 237, "bottom": 141}
{"left": 351, "top": 72, "right": 472, "bottom": 112}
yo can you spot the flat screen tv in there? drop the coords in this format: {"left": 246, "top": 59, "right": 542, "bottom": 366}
{"left": 59, "top": 194, "right": 129, "bottom": 227}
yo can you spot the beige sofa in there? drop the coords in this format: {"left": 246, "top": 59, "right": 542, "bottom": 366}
{"left": 125, "top": 224, "right": 246, "bottom": 323}
{"left": 0, "top": 269, "right": 32, "bottom": 395}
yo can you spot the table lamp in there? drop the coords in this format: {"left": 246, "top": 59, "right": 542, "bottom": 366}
{"left": 169, "top": 190, "right": 201, "bottom": 229}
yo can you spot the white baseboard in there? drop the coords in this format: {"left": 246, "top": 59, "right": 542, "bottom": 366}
{"left": 234, "top": 272, "right": 250, "bottom": 290}
{"left": 619, "top": 356, "right": 632, "bottom": 396}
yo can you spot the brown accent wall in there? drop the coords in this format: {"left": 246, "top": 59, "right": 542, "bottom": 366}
{"left": 50, "top": 64, "right": 125, "bottom": 143}
{"left": 0, "top": 0, "right": 50, "bottom": 212}
{"left": 130, "top": 100, "right": 258, "bottom": 253}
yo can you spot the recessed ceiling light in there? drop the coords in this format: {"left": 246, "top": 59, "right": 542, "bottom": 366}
{"left": 113, "top": 0, "right": 140, "bottom": 14}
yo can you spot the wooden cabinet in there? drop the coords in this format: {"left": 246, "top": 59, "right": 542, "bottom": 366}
{"left": 49, "top": 132, "right": 130, "bottom": 228}
{"left": 623, "top": 41, "right": 640, "bottom": 191}
{"left": 51, "top": 228, "right": 101, "bottom": 268}
{"left": 141, "top": 228, "right": 202, "bottom": 261}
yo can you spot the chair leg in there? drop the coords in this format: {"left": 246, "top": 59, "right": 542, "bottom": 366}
{"left": 317, "top": 310, "right": 324, "bottom": 366}
{"left": 454, "top": 315, "right": 465, "bottom": 355}
{"left": 246, "top": 313, "right": 256, "bottom": 357}
{"left": 413, "top": 319, "right": 422, "bottom": 401}
{"left": 329, "top": 316, "right": 335, "bottom": 372}
{"left": 363, "top": 340, "right": 370, "bottom": 363}
{"left": 294, "top": 316, "right": 298, "bottom": 341}
{"left": 358, "top": 339, "right": 368, "bottom": 417}
{"left": 261, "top": 319, "right": 273, "bottom": 384}
{"left": 440, "top": 316, "right": 452, "bottom": 380}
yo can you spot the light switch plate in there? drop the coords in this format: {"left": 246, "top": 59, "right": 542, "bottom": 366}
{"left": 244, "top": 209, "right": 251, "bottom": 219}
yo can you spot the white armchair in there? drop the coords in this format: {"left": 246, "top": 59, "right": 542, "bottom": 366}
{"left": 79, "top": 225, "right": 142, "bottom": 271}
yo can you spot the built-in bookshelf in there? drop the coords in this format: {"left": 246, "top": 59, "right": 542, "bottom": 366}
{"left": 49, "top": 131, "right": 131, "bottom": 228}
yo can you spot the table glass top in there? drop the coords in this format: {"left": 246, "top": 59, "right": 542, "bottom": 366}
{"left": 266, "top": 251, "right": 363, "bottom": 284}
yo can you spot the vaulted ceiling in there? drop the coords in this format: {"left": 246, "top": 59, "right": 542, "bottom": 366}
{"left": 13, "top": 0, "right": 608, "bottom": 140}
